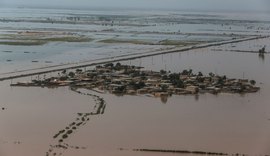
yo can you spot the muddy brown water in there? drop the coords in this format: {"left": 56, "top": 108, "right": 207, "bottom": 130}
{"left": 1, "top": 38, "right": 270, "bottom": 156}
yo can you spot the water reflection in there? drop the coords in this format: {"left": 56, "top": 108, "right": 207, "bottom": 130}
{"left": 160, "top": 95, "right": 168, "bottom": 104}
{"left": 258, "top": 53, "right": 265, "bottom": 62}
{"left": 195, "top": 94, "right": 199, "bottom": 101}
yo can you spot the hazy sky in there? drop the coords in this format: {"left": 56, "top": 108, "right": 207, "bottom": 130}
{"left": 1, "top": 0, "right": 270, "bottom": 12}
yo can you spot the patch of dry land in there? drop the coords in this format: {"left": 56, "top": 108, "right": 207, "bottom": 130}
{"left": 11, "top": 63, "right": 260, "bottom": 98}
{"left": 0, "top": 31, "right": 92, "bottom": 46}
{"left": 99, "top": 38, "right": 205, "bottom": 46}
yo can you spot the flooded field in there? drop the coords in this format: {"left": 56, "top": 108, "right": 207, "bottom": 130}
{"left": 1, "top": 5, "right": 270, "bottom": 156}
{"left": 1, "top": 8, "right": 270, "bottom": 74}
{"left": 1, "top": 34, "right": 270, "bottom": 156}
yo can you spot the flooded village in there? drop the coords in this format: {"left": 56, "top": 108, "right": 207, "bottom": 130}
{"left": 1, "top": 3, "right": 270, "bottom": 156}
{"left": 11, "top": 62, "right": 260, "bottom": 97}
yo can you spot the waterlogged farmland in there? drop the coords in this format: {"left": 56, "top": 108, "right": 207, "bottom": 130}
{"left": 1, "top": 8, "right": 270, "bottom": 74}
{"left": 1, "top": 8, "right": 270, "bottom": 156}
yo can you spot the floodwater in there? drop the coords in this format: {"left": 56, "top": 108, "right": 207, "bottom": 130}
{"left": 1, "top": 8, "right": 270, "bottom": 74}
{"left": 1, "top": 7, "right": 270, "bottom": 156}
{"left": 1, "top": 37, "right": 270, "bottom": 156}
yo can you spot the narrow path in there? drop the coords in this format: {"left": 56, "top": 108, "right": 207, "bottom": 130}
{"left": 46, "top": 87, "right": 106, "bottom": 156}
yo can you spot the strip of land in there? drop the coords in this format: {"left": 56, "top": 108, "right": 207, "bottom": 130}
{"left": 131, "top": 148, "right": 270, "bottom": 156}
{"left": 132, "top": 148, "right": 229, "bottom": 155}
{"left": 211, "top": 49, "right": 270, "bottom": 53}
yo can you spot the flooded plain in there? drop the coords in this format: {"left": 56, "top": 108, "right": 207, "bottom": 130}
{"left": 1, "top": 8, "right": 270, "bottom": 74}
{"left": 1, "top": 8, "right": 270, "bottom": 156}
{"left": 1, "top": 37, "right": 270, "bottom": 156}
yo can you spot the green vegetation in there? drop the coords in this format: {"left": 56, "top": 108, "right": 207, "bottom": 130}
{"left": 0, "top": 41, "right": 46, "bottom": 46}
{"left": 40, "top": 36, "right": 92, "bottom": 42}
{"left": 68, "top": 72, "right": 75, "bottom": 78}
{"left": 169, "top": 73, "right": 184, "bottom": 88}
{"left": 128, "top": 81, "right": 146, "bottom": 90}
{"left": 250, "top": 80, "right": 256, "bottom": 85}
